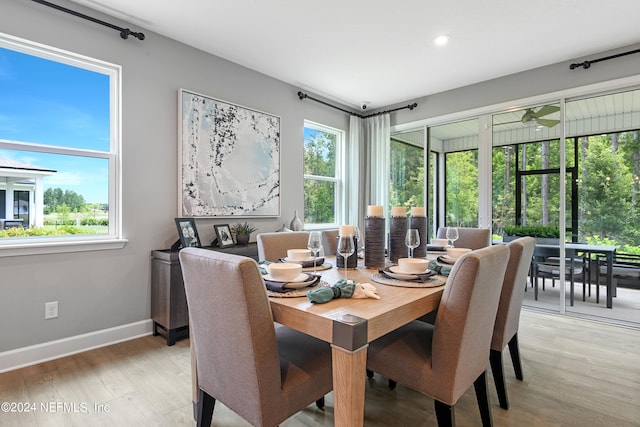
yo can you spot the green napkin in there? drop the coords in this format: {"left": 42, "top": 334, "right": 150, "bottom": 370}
{"left": 307, "top": 279, "right": 355, "bottom": 304}
{"left": 258, "top": 260, "right": 272, "bottom": 275}
{"left": 428, "top": 260, "right": 452, "bottom": 276}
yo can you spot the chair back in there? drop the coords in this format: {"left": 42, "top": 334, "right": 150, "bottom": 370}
{"left": 436, "top": 227, "right": 491, "bottom": 250}
{"left": 179, "top": 248, "right": 282, "bottom": 424}
{"left": 491, "top": 237, "right": 536, "bottom": 351}
{"left": 256, "top": 231, "right": 310, "bottom": 261}
{"left": 431, "top": 244, "right": 509, "bottom": 402}
{"left": 321, "top": 229, "right": 339, "bottom": 256}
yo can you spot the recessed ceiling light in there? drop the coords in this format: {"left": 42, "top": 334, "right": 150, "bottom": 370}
{"left": 433, "top": 34, "right": 450, "bottom": 47}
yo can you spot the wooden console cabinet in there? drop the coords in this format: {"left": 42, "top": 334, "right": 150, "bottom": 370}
{"left": 150, "top": 244, "right": 258, "bottom": 345}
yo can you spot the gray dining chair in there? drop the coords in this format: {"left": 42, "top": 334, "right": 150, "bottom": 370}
{"left": 490, "top": 236, "right": 536, "bottom": 410}
{"left": 436, "top": 226, "right": 491, "bottom": 250}
{"left": 179, "top": 248, "right": 333, "bottom": 427}
{"left": 366, "top": 244, "right": 509, "bottom": 427}
{"left": 256, "top": 231, "right": 310, "bottom": 262}
{"left": 321, "top": 229, "right": 339, "bottom": 257}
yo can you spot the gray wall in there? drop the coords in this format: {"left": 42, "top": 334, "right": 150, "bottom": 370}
{"left": 0, "top": 0, "right": 349, "bottom": 353}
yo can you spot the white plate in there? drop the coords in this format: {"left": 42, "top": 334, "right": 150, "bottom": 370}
{"left": 284, "top": 256, "right": 316, "bottom": 263}
{"left": 438, "top": 255, "right": 458, "bottom": 264}
{"left": 263, "top": 273, "right": 309, "bottom": 285}
{"left": 385, "top": 267, "right": 431, "bottom": 281}
{"left": 389, "top": 265, "right": 430, "bottom": 275}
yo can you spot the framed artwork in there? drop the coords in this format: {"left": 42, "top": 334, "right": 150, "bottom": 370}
{"left": 178, "top": 88, "right": 281, "bottom": 217}
{"left": 214, "top": 224, "right": 235, "bottom": 248}
{"left": 175, "top": 218, "right": 201, "bottom": 248}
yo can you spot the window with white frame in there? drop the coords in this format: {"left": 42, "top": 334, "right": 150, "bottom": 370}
{"left": 303, "top": 121, "right": 343, "bottom": 227}
{"left": 0, "top": 33, "right": 122, "bottom": 255}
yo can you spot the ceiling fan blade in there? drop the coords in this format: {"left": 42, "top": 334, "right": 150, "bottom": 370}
{"left": 521, "top": 108, "right": 535, "bottom": 124}
{"left": 532, "top": 105, "right": 560, "bottom": 118}
{"left": 536, "top": 118, "right": 560, "bottom": 128}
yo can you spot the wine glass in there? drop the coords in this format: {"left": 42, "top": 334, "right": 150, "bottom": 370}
{"left": 307, "top": 231, "right": 323, "bottom": 275}
{"left": 405, "top": 228, "right": 420, "bottom": 258}
{"left": 337, "top": 234, "right": 355, "bottom": 279}
{"left": 446, "top": 226, "right": 459, "bottom": 248}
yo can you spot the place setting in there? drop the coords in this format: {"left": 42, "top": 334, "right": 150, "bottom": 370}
{"left": 372, "top": 257, "right": 445, "bottom": 288}
{"left": 261, "top": 262, "right": 330, "bottom": 297}
{"left": 278, "top": 248, "right": 331, "bottom": 272}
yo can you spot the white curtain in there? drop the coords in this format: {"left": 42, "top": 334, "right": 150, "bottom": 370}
{"left": 347, "top": 115, "right": 364, "bottom": 232}
{"left": 364, "top": 113, "right": 390, "bottom": 218}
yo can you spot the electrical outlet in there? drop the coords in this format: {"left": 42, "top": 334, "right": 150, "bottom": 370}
{"left": 45, "top": 301, "right": 58, "bottom": 319}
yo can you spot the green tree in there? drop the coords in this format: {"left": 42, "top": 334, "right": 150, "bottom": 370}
{"left": 582, "top": 137, "right": 632, "bottom": 240}
{"left": 304, "top": 130, "right": 336, "bottom": 224}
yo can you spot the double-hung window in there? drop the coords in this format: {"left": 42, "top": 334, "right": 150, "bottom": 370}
{"left": 0, "top": 33, "right": 123, "bottom": 256}
{"left": 303, "top": 121, "right": 344, "bottom": 227}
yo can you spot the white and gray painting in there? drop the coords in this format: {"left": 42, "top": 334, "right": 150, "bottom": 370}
{"left": 180, "top": 90, "right": 280, "bottom": 216}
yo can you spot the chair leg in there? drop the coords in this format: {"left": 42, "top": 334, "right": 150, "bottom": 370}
{"left": 388, "top": 379, "right": 397, "bottom": 389}
{"left": 473, "top": 371, "right": 493, "bottom": 427}
{"left": 508, "top": 333, "right": 524, "bottom": 381}
{"left": 489, "top": 349, "right": 508, "bottom": 410}
{"left": 366, "top": 369, "right": 374, "bottom": 378}
{"left": 197, "top": 389, "right": 215, "bottom": 427}
{"left": 315, "top": 396, "right": 325, "bottom": 410}
{"left": 434, "top": 400, "right": 454, "bottom": 427}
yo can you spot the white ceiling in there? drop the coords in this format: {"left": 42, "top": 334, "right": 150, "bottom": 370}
{"left": 67, "top": 0, "right": 640, "bottom": 110}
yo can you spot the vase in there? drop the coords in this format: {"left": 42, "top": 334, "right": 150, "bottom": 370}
{"left": 364, "top": 216, "right": 386, "bottom": 268}
{"left": 388, "top": 216, "right": 408, "bottom": 263}
{"left": 290, "top": 210, "right": 304, "bottom": 231}
{"left": 235, "top": 234, "right": 250, "bottom": 245}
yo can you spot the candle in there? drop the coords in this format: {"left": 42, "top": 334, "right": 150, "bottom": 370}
{"left": 339, "top": 225, "right": 355, "bottom": 236}
{"left": 367, "top": 205, "right": 384, "bottom": 217}
{"left": 391, "top": 206, "right": 406, "bottom": 217}
{"left": 411, "top": 207, "right": 425, "bottom": 217}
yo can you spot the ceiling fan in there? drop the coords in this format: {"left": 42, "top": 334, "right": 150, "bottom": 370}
{"left": 521, "top": 105, "right": 560, "bottom": 128}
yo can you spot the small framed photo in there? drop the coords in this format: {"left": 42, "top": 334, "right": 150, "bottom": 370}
{"left": 214, "top": 224, "right": 235, "bottom": 248}
{"left": 175, "top": 218, "right": 201, "bottom": 248}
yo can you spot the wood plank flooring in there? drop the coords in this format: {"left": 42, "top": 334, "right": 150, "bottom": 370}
{"left": 1, "top": 309, "right": 639, "bottom": 426}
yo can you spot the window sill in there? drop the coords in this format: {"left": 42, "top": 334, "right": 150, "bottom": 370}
{"left": 0, "top": 238, "right": 128, "bottom": 257}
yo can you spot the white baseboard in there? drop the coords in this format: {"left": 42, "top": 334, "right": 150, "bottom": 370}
{"left": 0, "top": 319, "right": 154, "bottom": 373}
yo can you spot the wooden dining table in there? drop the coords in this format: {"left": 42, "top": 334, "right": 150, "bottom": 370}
{"left": 190, "top": 255, "right": 446, "bottom": 426}
{"left": 269, "top": 256, "right": 445, "bottom": 427}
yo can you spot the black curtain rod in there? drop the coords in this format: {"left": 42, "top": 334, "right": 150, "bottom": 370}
{"left": 570, "top": 47, "right": 640, "bottom": 70}
{"left": 297, "top": 91, "right": 417, "bottom": 118}
{"left": 31, "top": 0, "right": 145, "bottom": 40}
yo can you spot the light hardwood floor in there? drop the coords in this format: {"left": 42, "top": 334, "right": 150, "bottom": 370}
{"left": 1, "top": 309, "right": 639, "bottom": 426}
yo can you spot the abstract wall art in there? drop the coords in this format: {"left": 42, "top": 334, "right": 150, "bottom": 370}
{"left": 178, "top": 89, "right": 280, "bottom": 217}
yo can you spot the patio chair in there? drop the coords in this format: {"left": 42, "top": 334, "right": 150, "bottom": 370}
{"left": 531, "top": 245, "right": 586, "bottom": 305}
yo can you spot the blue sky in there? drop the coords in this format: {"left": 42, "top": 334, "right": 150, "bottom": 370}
{"left": 0, "top": 47, "right": 110, "bottom": 203}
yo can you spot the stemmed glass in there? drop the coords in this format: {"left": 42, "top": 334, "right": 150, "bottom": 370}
{"left": 307, "top": 231, "right": 323, "bottom": 275}
{"left": 405, "top": 228, "right": 420, "bottom": 258}
{"left": 446, "top": 226, "right": 459, "bottom": 248}
{"left": 337, "top": 234, "right": 355, "bottom": 280}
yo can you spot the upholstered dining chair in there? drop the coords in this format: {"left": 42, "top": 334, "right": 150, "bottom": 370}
{"left": 321, "top": 229, "right": 339, "bottom": 257}
{"left": 436, "top": 226, "right": 492, "bottom": 250}
{"left": 179, "top": 248, "right": 333, "bottom": 427}
{"left": 256, "top": 231, "right": 310, "bottom": 262}
{"left": 490, "top": 236, "right": 536, "bottom": 410}
{"left": 366, "top": 244, "right": 509, "bottom": 427}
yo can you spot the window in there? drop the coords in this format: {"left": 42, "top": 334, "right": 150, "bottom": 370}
{"left": 389, "top": 131, "right": 425, "bottom": 212}
{"left": 0, "top": 33, "right": 123, "bottom": 256}
{"left": 303, "top": 121, "right": 343, "bottom": 227}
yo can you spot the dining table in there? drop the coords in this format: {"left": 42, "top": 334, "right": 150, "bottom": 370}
{"left": 190, "top": 253, "right": 447, "bottom": 427}
{"left": 535, "top": 242, "right": 616, "bottom": 308}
